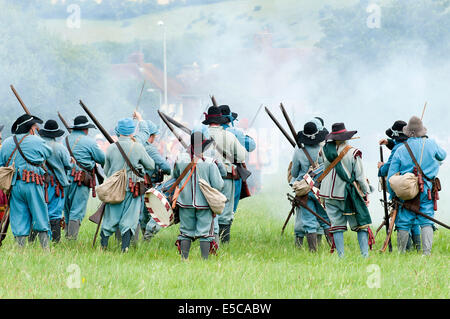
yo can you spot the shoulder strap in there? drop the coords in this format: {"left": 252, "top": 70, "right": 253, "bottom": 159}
{"left": 5, "top": 135, "right": 28, "bottom": 166}
{"left": 300, "top": 145, "right": 316, "bottom": 168}
{"left": 115, "top": 141, "right": 144, "bottom": 178}
{"left": 317, "top": 145, "right": 352, "bottom": 183}
{"left": 65, "top": 136, "right": 91, "bottom": 172}
{"left": 404, "top": 141, "right": 432, "bottom": 182}
{"left": 13, "top": 135, "right": 43, "bottom": 168}
{"left": 167, "top": 157, "right": 198, "bottom": 194}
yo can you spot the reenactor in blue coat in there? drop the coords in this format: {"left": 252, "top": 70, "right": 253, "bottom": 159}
{"left": 38, "top": 120, "right": 72, "bottom": 243}
{"left": 134, "top": 113, "right": 171, "bottom": 241}
{"left": 387, "top": 116, "right": 446, "bottom": 255}
{"left": 100, "top": 118, "right": 155, "bottom": 252}
{"left": 64, "top": 115, "right": 105, "bottom": 240}
{"left": 174, "top": 131, "right": 224, "bottom": 260}
{"left": 378, "top": 120, "right": 421, "bottom": 251}
{"left": 290, "top": 120, "right": 331, "bottom": 252}
{"left": 0, "top": 114, "right": 52, "bottom": 249}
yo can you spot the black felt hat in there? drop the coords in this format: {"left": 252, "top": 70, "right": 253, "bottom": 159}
{"left": 11, "top": 114, "right": 43, "bottom": 134}
{"left": 38, "top": 120, "right": 65, "bottom": 138}
{"left": 325, "top": 123, "right": 357, "bottom": 141}
{"left": 202, "top": 106, "right": 228, "bottom": 125}
{"left": 386, "top": 120, "right": 408, "bottom": 141}
{"left": 219, "top": 105, "right": 238, "bottom": 123}
{"left": 297, "top": 121, "right": 328, "bottom": 146}
{"left": 69, "top": 115, "right": 96, "bottom": 130}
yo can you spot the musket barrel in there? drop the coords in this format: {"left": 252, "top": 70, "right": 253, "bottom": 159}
{"left": 279, "top": 103, "right": 298, "bottom": 145}
{"left": 79, "top": 100, "right": 114, "bottom": 144}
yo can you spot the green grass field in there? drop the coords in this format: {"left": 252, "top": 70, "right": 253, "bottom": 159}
{"left": 0, "top": 190, "right": 448, "bottom": 299}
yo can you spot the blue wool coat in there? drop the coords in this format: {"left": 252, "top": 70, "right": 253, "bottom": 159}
{"left": 0, "top": 133, "right": 52, "bottom": 236}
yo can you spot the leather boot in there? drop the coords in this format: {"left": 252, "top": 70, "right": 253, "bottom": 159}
{"left": 180, "top": 240, "right": 191, "bottom": 260}
{"left": 28, "top": 230, "right": 38, "bottom": 243}
{"left": 50, "top": 219, "right": 61, "bottom": 243}
{"left": 317, "top": 234, "right": 323, "bottom": 247}
{"left": 397, "top": 230, "right": 410, "bottom": 253}
{"left": 100, "top": 231, "right": 109, "bottom": 250}
{"left": 219, "top": 224, "right": 231, "bottom": 244}
{"left": 115, "top": 229, "right": 121, "bottom": 242}
{"left": 295, "top": 236, "right": 304, "bottom": 248}
{"left": 421, "top": 226, "right": 433, "bottom": 256}
{"left": 67, "top": 220, "right": 81, "bottom": 240}
{"left": 15, "top": 236, "right": 27, "bottom": 248}
{"left": 121, "top": 230, "right": 132, "bottom": 253}
{"left": 412, "top": 234, "right": 421, "bottom": 252}
{"left": 200, "top": 241, "right": 210, "bottom": 260}
{"left": 306, "top": 233, "right": 318, "bottom": 252}
{"left": 38, "top": 231, "right": 50, "bottom": 250}
{"left": 405, "top": 233, "right": 413, "bottom": 251}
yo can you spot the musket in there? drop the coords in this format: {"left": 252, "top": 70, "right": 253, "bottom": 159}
{"left": 58, "top": 112, "right": 72, "bottom": 133}
{"left": 79, "top": 100, "right": 114, "bottom": 247}
{"left": 279, "top": 103, "right": 298, "bottom": 146}
{"left": 393, "top": 199, "right": 450, "bottom": 229}
{"left": 79, "top": 100, "right": 115, "bottom": 144}
{"left": 10, "top": 84, "right": 39, "bottom": 131}
{"left": 249, "top": 104, "right": 263, "bottom": 128}
{"left": 10, "top": 85, "right": 32, "bottom": 115}
{"left": 89, "top": 203, "right": 106, "bottom": 247}
{"left": 381, "top": 203, "right": 398, "bottom": 252}
{"left": 265, "top": 107, "right": 296, "bottom": 148}
{"left": 157, "top": 110, "right": 189, "bottom": 149}
{"left": 379, "top": 146, "right": 392, "bottom": 252}
{"left": 281, "top": 205, "right": 295, "bottom": 236}
{"left": 287, "top": 193, "right": 331, "bottom": 227}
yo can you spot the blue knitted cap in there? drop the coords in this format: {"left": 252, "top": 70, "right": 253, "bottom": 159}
{"left": 116, "top": 118, "right": 136, "bottom": 136}
{"left": 146, "top": 120, "right": 160, "bottom": 136}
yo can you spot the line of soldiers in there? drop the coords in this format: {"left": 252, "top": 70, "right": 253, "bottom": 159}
{"left": 0, "top": 103, "right": 255, "bottom": 259}
{"left": 289, "top": 116, "right": 446, "bottom": 257}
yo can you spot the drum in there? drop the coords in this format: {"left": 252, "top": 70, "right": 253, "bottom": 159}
{"left": 144, "top": 178, "right": 177, "bottom": 228}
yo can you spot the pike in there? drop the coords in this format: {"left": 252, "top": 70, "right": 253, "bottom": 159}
{"left": 379, "top": 146, "right": 392, "bottom": 252}
{"left": 210, "top": 95, "right": 218, "bottom": 107}
{"left": 135, "top": 80, "right": 146, "bottom": 112}
{"left": 249, "top": 104, "right": 263, "bottom": 128}
{"left": 264, "top": 107, "right": 296, "bottom": 148}
{"left": 78, "top": 100, "right": 114, "bottom": 247}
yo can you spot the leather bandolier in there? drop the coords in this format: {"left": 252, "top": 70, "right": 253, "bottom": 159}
{"left": 65, "top": 136, "right": 97, "bottom": 198}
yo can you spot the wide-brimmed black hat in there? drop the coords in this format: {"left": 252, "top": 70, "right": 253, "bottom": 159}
{"left": 11, "top": 114, "right": 43, "bottom": 134}
{"left": 202, "top": 106, "right": 228, "bottom": 125}
{"left": 297, "top": 121, "right": 328, "bottom": 146}
{"left": 38, "top": 120, "right": 65, "bottom": 138}
{"left": 69, "top": 115, "right": 96, "bottom": 130}
{"left": 190, "top": 131, "right": 214, "bottom": 156}
{"left": 325, "top": 123, "right": 357, "bottom": 141}
{"left": 386, "top": 120, "right": 408, "bottom": 141}
{"left": 219, "top": 105, "right": 238, "bottom": 123}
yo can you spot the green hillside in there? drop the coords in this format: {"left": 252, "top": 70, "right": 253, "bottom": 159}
{"left": 41, "top": 0, "right": 359, "bottom": 46}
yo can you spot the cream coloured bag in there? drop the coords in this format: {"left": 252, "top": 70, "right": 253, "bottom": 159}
{"left": 292, "top": 179, "right": 311, "bottom": 197}
{"left": 389, "top": 172, "right": 419, "bottom": 201}
{"left": 199, "top": 178, "right": 227, "bottom": 215}
{"left": 96, "top": 168, "right": 127, "bottom": 204}
{"left": 0, "top": 164, "right": 15, "bottom": 194}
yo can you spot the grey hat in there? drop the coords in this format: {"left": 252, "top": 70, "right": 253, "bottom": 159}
{"left": 403, "top": 116, "right": 427, "bottom": 138}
